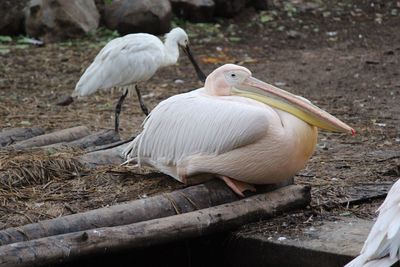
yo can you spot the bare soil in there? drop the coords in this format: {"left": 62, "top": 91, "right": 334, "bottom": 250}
{"left": 0, "top": 0, "right": 399, "bottom": 229}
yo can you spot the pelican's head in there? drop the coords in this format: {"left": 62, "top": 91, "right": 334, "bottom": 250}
{"left": 166, "top": 27, "right": 206, "bottom": 82}
{"left": 205, "top": 64, "right": 355, "bottom": 135}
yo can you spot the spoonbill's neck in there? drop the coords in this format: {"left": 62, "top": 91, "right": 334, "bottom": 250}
{"left": 162, "top": 38, "right": 180, "bottom": 67}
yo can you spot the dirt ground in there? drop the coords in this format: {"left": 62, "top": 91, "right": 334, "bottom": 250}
{"left": 0, "top": 0, "right": 399, "bottom": 229}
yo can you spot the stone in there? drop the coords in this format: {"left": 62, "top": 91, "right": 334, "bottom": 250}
{"left": 94, "top": 0, "right": 106, "bottom": 25}
{"left": 25, "top": 0, "right": 100, "bottom": 42}
{"left": 0, "top": 0, "right": 28, "bottom": 35}
{"left": 104, "top": 0, "right": 172, "bottom": 35}
{"left": 213, "top": 0, "right": 247, "bottom": 17}
{"left": 251, "top": 0, "right": 268, "bottom": 10}
{"left": 226, "top": 217, "right": 374, "bottom": 267}
{"left": 170, "top": 0, "right": 215, "bottom": 22}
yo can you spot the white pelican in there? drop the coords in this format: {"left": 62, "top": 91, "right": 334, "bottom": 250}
{"left": 124, "top": 64, "right": 354, "bottom": 196}
{"left": 345, "top": 179, "right": 400, "bottom": 267}
{"left": 65, "top": 27, "right": 205, "bottom": 132}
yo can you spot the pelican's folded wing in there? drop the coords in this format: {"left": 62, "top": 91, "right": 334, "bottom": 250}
{"left": 124, "top": 90, "right": 272, "bottom": 168}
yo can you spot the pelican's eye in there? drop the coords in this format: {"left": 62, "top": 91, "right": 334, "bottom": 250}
{"left": 229, "top": 72, "right": 239, "bottom": 80}
{"left": 225, "top": 70, "right": 246, "bottom": 86}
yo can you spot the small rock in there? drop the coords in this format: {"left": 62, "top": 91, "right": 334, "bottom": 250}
{"left": 56, "top": 95, "right": 74, "bottom": 106}
{"left": 287, "top": 30, "right": 302, "bottom": 39}
{"left": 104, "top": 0, "right": 172, "bottom": 35}
{"left": 251, "top": 0, "right": 268, "bottom": 10}
{"left": 326, "top": 31, "right": 337, "bottom": 37}
{"left": 274, "top": 81, "right": 286, "bottom": 87}
{"left": 277, "top": 236, "right": 287, "bottom": 241}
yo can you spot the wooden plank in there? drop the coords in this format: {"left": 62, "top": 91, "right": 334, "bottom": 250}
{"left": 0, "top": 127, "right": 45, "bottom": 147}
{"left": 0, "top": 185, "right": 310, "bottom": 267}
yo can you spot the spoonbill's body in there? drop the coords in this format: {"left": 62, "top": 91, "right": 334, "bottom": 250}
{"left": 124, "top": 64, "right": 354, "bottom": 195}
{"left": 71, "top": 27, "right": 205, "bottom": 132}
{"left": 345, "top": 179, "right": 400, "bottom": 267}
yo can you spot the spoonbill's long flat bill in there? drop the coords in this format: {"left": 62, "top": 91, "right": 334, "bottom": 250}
{"left": 66, "top": 27, "right": 205, "bottom": 132}
{"left": 124, "top": 64, "right": 354, "bottom": 196}
{"left": 345, "top": 178, "right": 400, "bottom": 267}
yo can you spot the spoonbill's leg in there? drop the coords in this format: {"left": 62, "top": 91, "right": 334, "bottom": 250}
{"left": 115, "top": 89, "right": 129, "bottom": 132}
{"left": 218, "top": 176, "right": 256, "bottom": 197}
{"left": 135, "top": 85, "right": 149, "bottom": 116}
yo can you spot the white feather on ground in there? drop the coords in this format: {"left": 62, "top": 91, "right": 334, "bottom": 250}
{"left": 345, "top": 179, "right": 400, "bottom": 267}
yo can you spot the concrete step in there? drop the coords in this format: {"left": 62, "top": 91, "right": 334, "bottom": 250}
{"left": 225, "top": 217, "right": 384, "bottom": 267}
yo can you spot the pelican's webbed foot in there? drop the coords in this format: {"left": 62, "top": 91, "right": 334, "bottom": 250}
{"left": 219, "top": 176, "right": 256, "bottom": 197}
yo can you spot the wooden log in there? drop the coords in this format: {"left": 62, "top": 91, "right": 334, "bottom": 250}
{"left": 0, "top": 127, "right": 45, "bottom": 147}
{"left": 0, "top": 185, "right": 310, "bottom": 267}
{"left": 43, "top": 129, "right": 120, "bottom": 150}
{"left": 77, "top": 143, "right": 128, "bottom": 167}
{"left": 10, "top": 126, "right": 91, "bottom": 150}
{"left": 0, "top": 179, "right": 240, "bottom": 245}
{"left": 85, "top": 135, "right": 136, "bottom": 153}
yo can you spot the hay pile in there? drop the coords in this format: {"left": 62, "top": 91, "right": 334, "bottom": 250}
{"left": 0, "top": 149, "right": 182, "bottom": 229}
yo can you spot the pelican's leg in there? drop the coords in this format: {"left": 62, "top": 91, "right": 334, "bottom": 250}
{"left": 135, "top": 85, "right": 149, "bottom": 116}
{"left": 218, "top": 176, "right": 256, "bottom": 197}
{"left": 115, "top": 89, "right": 129, "bottom": 132}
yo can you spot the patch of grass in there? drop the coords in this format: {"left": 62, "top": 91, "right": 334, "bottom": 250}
{"left": 0, "top": 46, "right": 10, "bottom": 55}
{"left": 0, "top": 36, "right": 12, "bottom": 43}
{"left": 87, "top": 27, "right": 120, "bottom": 46}
{"left": 284, "top": 2, "right": 297, "bottom": 17}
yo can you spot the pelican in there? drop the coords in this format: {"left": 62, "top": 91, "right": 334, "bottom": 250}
{"left": 345, "top": 179, "right": 400, "bottom": 267}
{"left": 124, "top": 64, "right": 354, "bottom": 196}
{"left": 64, "top": 27, "right": 205, "bottom": 132}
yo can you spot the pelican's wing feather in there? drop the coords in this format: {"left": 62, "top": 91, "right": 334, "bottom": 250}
{"left": 345, "top": 179, "right": 400, "bottom": 267}
{"left": 74, "top": 34, "right": 163, "bottom": 96}
{"left": 124, "top": 90, "right": 270, "bottom": 169}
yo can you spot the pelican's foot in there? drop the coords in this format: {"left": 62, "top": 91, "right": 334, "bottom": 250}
{"left": 219, "top": 176, "right": 256, "bottom": 197}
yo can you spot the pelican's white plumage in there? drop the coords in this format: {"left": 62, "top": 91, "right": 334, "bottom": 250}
{"left": 125, "top": 89, "right": 314, "bottom": 184}
{"left": 345, "top": 179, "right": 400, "bottom": 267}
{"left": 124, "top": 64, "right": 353, "bottom": 192}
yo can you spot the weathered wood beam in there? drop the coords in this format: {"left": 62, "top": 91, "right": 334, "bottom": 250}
{"left": 10, "top": 126, "right": 91, "bottom": 150}
{"left": 0, "top": 179, "right": 239, "bottom": 245}
{"left": 0, "top": 127, "right": 45, "bottom": 147}
{"left": 77, "top": 143, "right": 128, "bottom": 167}
{"left": 0, "top": 185, "right": 310, "bottom": 267}
{"left": 44, "top": 129, "right": 120, "bottom": 150}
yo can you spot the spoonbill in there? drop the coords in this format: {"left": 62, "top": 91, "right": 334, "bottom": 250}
{"left": 124, "top": 64, "right": 354, "bottom": 196}
{"left": 67, "top": 27, "right": 206, "bottom": 132}
{"left": 345, "top": 179, "right": 400, "bottom": 267}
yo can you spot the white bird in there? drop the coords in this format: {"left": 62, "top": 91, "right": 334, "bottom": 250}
{"left": 67, "top": 27, "right": 205, "bottom": 132}
{"left": 345, "top": 179, "right": 400, "bottom": 267}
{"left": 124, "top": 64, "right": 354, "bottom": 196}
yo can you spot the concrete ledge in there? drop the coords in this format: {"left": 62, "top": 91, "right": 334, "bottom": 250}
{"left": 225, "top": 217, "right": 376, "bottom": 267}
